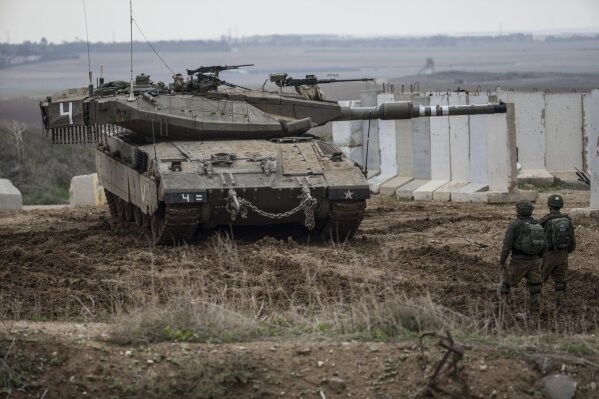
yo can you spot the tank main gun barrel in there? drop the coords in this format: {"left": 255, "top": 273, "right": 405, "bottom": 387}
{"left": 335, "top": 101, "right": 507, "bottom": 121}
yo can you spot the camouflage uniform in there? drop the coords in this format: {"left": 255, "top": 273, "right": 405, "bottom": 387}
{"left": 498, "top": 202, "right": 546, "bottom": 313}
{"left": 539, "top": 208, "right": 576, "bottom": 310}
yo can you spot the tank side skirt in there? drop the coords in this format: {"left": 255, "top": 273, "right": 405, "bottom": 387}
{"left": 96, "top": 149, "right": 159, "bottom": 215}
{"left": 95, "top": 150, "right": 129, "bottom": 201}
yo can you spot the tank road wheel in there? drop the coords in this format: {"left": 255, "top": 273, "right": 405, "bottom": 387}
{"left": 151, "top": 204, "right": 199, "bottom": 245}
{"left": 143, "top": 213, "right": 151, "bottom": 229}
{"left": 133, "top": 206, "right": 143, "bottom": 227}
{"left": 123, "top": 201, "right": 134, "bottom": 222}
{"left": 104, "top": 190, "right": 118, "bottom": 221}
{"left": 320, "top": 200, "right": 366, "bottom": 242}
{"left": 150, "top": 205, "right": 166, "bottom": 242}
{"left": 115, "top": 198, "right": 126, "bottom": 220}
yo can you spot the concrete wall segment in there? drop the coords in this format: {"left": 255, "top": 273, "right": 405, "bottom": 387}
{"left": 360, "top": 89, "right": 382, "bottom": 175}
{"left": 468, "top": 94, "right": 490, "bottom": 185}
{"left": 332, "top": 100, "right": 363, "bottom": 147}
{"left": 448, "top": 93, "right": 471, "bottom": 182}
{"left": 376, "top": 93, "right": 398, "bottom": 177}
{"left": 588, "top": 89, "right": 599, "bottom": 208}
{"left": 497, "top": 92, "right": 547, "bottom": 171}
{"left": 544, "top": 93, "right": 584, "bottom": 176}
{"left": 411, "top": 95, "right": 431, "bottom": 180}
{"left": 428, "top": 94, "right": 451, "bottom": 181}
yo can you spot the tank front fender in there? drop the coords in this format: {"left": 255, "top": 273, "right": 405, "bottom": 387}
{"left": 329, "top": 185, "right": 370, "bottom": 200}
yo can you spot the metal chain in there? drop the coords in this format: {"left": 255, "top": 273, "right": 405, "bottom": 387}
{"left": 227, "top": 188, "right": 318, "bottom": 230}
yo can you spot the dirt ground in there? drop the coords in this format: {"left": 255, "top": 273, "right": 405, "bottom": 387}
{"left": 2, "top": 320, "right": 599, "bottom": 399}
{"left": 1, "top": 189, "right": 598, "bottom": 325}
{"left": 1, "top": 189, "right": 599, "bottom": 398}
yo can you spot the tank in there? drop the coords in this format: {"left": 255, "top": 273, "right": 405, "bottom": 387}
{"left": 39, "top": 66, "right": 506, "bottom": 244}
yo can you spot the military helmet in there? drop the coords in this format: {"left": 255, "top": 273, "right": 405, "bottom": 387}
{"left": 516, "top": 200, "right": 534, "bottom": 216}
{"left": 547, "top": 194, "right": 564, "bottom": 209}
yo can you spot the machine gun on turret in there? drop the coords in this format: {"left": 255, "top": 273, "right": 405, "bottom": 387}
{"left": 270, "top": 73, "right": 374, "bottom": 88}
{"left": 186, "top": 64, "right": 254, "bottom": 78}
{"left": 269, "top": 73, "right": 374, "bottom": 100}
{"left": 183, "top": 64, "right": 254, "bottom": 93}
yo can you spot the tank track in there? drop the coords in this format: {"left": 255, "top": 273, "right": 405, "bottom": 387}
{"left": 105, "top": 189, "right": 118, "bottom": 218}
{"left": 104, "top": 189, "right": 199, "bottom": 245}
{"left": 151, "top": 205, "right": 199, "bottom": 245}
{"left": 104, "top": 190, "right": 365, "bottom": 244}
{"left": 320, "top": 200, "right": 366, "bottom": 242}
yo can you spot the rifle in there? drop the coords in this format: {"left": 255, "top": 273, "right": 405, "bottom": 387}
{"left": 575, "top": 167, "right": 590, "bottom": 186}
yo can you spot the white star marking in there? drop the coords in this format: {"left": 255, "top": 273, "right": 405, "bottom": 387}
{"left": 344, "top": 190, "right": 354, "bottom": 199}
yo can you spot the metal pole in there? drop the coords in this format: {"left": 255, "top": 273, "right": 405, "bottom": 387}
{"left": 127, "top": 0, "right": 135, "bottom": 101}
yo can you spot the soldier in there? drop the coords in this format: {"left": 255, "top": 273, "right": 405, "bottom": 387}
{"left": 498, "top": 200, "right": 547, "bottom": 315}
{"left": 172, "top": 73, "right": 185, "bottom": 92}
{"left": 539, "top": 194, "right": 576, "bottom": 312}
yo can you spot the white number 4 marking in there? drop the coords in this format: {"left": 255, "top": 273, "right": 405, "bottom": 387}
{"left": 181, "top": 194, "right": 190, "bottom": 202}
{"left": 59, "top": 102, "right": 73, "bottom": 125}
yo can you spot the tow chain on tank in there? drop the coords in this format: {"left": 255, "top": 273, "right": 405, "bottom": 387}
{"left": 226, "top": 187, "right": 318, "bottom": 230}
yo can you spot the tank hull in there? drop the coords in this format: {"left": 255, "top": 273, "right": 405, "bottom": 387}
{"left": 96, "top": 132, "right": 369, "bottom": 243}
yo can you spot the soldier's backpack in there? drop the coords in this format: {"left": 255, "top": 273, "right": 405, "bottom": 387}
{"left": 545, "top": 217, "right": 572, "bottom": 250}
{"left": 514, "top": 220, "right": 546, "bottom": 255}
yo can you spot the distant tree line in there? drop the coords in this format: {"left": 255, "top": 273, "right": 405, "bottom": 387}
{"left": 1, "top": 33, "right": 597, "bottom": 68}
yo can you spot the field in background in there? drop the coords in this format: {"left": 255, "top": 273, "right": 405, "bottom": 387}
{"left": 0, "top": 125, "right": 95, "bottom": 204}
{"left": 1, "top": 37, "right": 598, "bottom": 102}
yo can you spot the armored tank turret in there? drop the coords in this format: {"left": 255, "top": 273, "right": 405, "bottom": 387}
{"left": 40, "top": 66, "right": 506, "bottom": 244}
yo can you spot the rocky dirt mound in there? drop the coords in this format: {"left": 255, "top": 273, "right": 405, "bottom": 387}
{"left": 2, "top": 322, "right": 598, "bottom": 399}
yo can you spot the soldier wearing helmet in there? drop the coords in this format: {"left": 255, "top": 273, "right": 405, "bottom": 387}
{"left": 498, "top": 200, "right": 547, "bottom": 315}
{"left": 538, "top": 194, "right": 576, "bottom": 312}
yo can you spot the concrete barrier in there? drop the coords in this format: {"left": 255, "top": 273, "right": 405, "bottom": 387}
{"left": 583, "top": 93, "right": 594, "bottom": 174}
{"left": 453, "top": 94, "right": 491, "bottom": 202}
{"left": 0, "top": 179, "right": 22, "bottom": 210}
{"left": 361, "top": 89, "right": 382, "bottom": 177}
{"left": 571, "top": 89, "right": 599, "bottom": 219}
{"left": 497, "top": 92, "right": 554, "bottom": 186}
{"left": 333, "top": 100, "right": 364, "bottom": 167}
{"left": 433, "top": 93, "right": 470, "bottom": 201}
{"left": 411, "top": 95, "right": 432, "bottom": 180}
{"left": 331, "top": 90, "right": 597, "bottom": 204}
{"left": 473, "top": 103, "right": 536, "bottom": 203}
{"left": 370, "top": 93, "right": 414, "bottom": 194}
{"left": 69, "top": 173, "right": 106, "bottom": 207}
{"left": 369, "top": 93, "right": 398, "bottom": 193}
{"left": 411, "top": 94, "right": 451, "bottom": 200}
{"left": 378, "top": 93, "right": 420, "bottom": 196}
{"left": 544, "top": 93, "right": 584, "bottom": 182}
{"left": 338, "top": 145, "right": 363, "bottom": 165}
{"left": 407, "top": 95, "right": 435, "bottom": 200}
{"left": 332, "top": 100, "right": 362, "bottom": 147}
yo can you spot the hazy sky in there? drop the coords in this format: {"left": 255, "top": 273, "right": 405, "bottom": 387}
{"left": 1, "top": 0, "right": 598, "bottom": 43}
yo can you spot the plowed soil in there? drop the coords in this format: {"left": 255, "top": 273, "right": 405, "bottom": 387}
{"left": 1, "top": 190, "right": 597, "bottom": 328}
{"left": 2, "top": 190, "right": 599, "bottom": 398}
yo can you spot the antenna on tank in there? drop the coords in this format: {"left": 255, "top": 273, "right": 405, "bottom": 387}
{"left": 127, "top": 0, "right": 135, "bottom": 102}
{"left": 82, "top": 0, "right": 93, "bottom": 96}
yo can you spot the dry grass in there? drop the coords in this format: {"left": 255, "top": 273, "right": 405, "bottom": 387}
{"left": 0, "top": 123, "right": 96, "bottom": 204}
{"left": 107, "top": 233, "right": 492, "bottom": 344}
